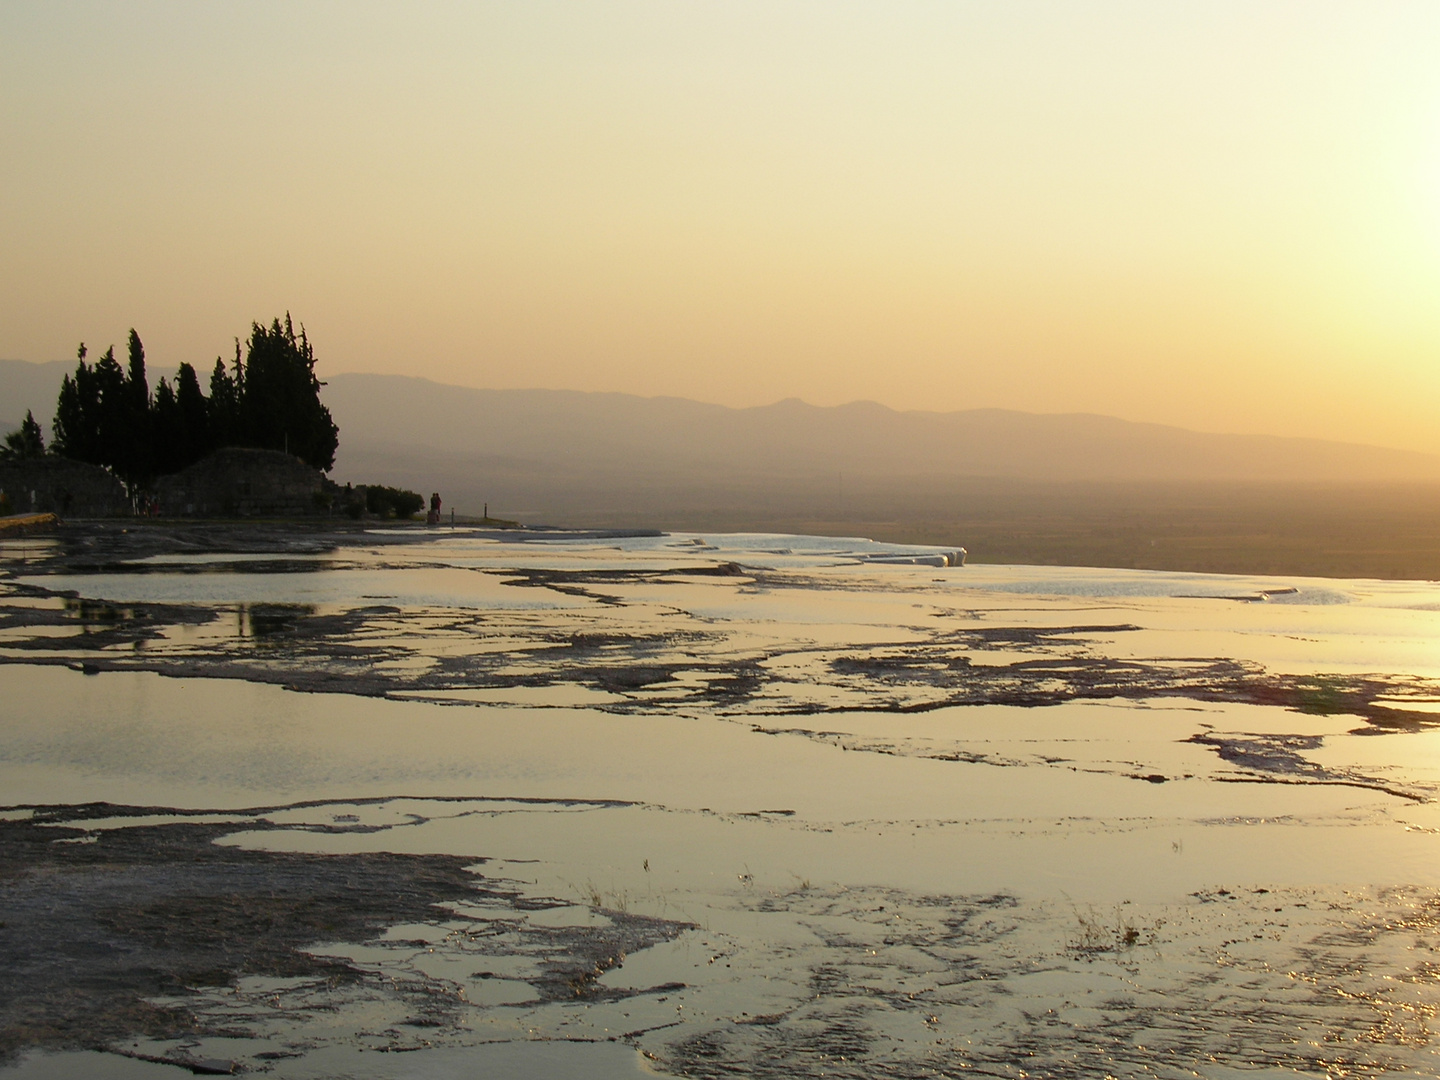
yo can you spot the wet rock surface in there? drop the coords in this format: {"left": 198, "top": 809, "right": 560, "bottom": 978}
{"left": 7, "top": 799, "right": 1436, "bottom": 1078}
{"left": 4, "top": 523, "right": 1440, "bottom": 1076}
{"left": 0, "top": 803, "right": 691, "bottom": 1071}
{"left": 655, "top": 883, "right": 1440, "bottom": 1080}
{"left": 3, "top": 523, "right": 1437, "bottom": 800}
{"left": 0, "top": 808, "right": 474, "bottom": 1061}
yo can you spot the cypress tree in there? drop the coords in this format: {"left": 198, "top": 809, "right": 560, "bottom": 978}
{"left": 122, "top": 329, "right": 153, "bottom": 484}
{"left": 174, "top": 362, "right": 210, "bottom": 467}
{"left": 52, "top": 343, "right": 101, "bottom": 463}
{"left": 238, "top": 314, "right": 338, "bottom": 471}
{"left": 208, "top": 354, "right": 240, "bottom": 450}
{"left": 53, "top": 373, "right": 83, "bottom": 458}
{"left": 92, "top": 345, "right": 127, "bottom": 475}
{"left": 151, "top": 378, "right": 181, "bottom": 474}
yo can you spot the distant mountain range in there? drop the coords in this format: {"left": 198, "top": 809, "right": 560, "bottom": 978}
{"left": 5, "top": 360, "right": 1440, "bottom": 522}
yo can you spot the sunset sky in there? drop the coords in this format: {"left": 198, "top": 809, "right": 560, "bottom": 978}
{"left": 4, "top": 2, "right": 1440, "bottom": 453}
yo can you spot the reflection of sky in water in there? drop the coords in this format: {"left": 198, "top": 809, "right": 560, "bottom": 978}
{"left": 29, "top": 529, "right": 1440, "bottom": 612}
{"left": 123, "top": 551, "right": 335, "bottom": 565}
{"left": 464, "top": 531, "right": 1440, "bottom": 609}
{"left": 950, "top": 564, "right": 1359, "bottom": 604}
{"left": 7, "top": 531, "right": 1440, "bottom": 1078}
{"left": 498, "top": 530, "right": 963, "bottom": 570}
{"left": 19, "top": 567, "right": 586, "bottom": 610}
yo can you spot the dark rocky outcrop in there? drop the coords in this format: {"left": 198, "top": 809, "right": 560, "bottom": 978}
{"left": 154, "top": 447, "right": 327, "bottom": 518}
{"left": 0, "top": 458, "right": 128, "bottom": 517}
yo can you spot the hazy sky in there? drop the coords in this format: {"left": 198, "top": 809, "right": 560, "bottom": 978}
{"left": 4, "top": 2, "right": 1440, "bottom": 452}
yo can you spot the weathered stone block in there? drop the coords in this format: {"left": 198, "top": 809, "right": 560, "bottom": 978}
{"left": 154, "top": 448, "right": 326, "bottom": 518}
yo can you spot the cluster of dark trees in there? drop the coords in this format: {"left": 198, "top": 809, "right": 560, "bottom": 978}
{"left": 3, "top": 316, "right": 433, "bottom": 521}
{"left": 28, "top": 315, "right": 338, "bottom": 493}
{"left": 356, "top": 485, "right": 426, "bottom": 520}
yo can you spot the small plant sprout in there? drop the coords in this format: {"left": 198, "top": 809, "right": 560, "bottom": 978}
{"left": 573, "top": 878, "right": 632, "bottom": 913}
{"left": 1069, "top": 903, "right": 1164, "bottom": 956}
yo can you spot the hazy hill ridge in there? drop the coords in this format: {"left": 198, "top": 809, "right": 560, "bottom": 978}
{"left": 315, "top": 372, "right": 1440, "bottom": 485}
{"left": 7, "top": 362, "right": 1440, "bottom": 517}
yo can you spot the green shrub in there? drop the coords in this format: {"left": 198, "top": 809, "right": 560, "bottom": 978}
{"left": 364, "top": 485, "right": 424, "bottom": 520}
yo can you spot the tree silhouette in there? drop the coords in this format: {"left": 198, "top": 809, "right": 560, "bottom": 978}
{"left": 49, "top": 315, "right": 340, "bottom": 485}
{"left": 51, "top": 336, "right": 153, "bottom": 494}
{"left": 2, "top": 411, "right": 46, "bottom": 459}
{"left": 120, "top": 330, "right": 154, "bottom": 485}
{"left": 152, "top": 376, "right": 181, "bottom": 474}
{"left": 52, "top": 343, "right": 101, "bottom": 464}
{"left": 238, "top": 315, "right": 338, "bottom": 471}
{"left": 208, "top": 352, "right": 241, "bottom": 450}
{"left": 174, "top": 363, "right": 210, "bottom": 465}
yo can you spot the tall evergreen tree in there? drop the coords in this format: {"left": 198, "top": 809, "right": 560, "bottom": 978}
{"left": 121, "top": 329, "right": 153, "bottom": 484}
{"left": 238, "top": 314, "right": 338, "bottom": 471}
{"left": 92, "top": 345, "right": 128, "bottom": 473}
{"left": 151, "top": 377, "right": 182, "bottom": 474}
{"left": 174, "top": 362, "right": 210, "bottom": 467}
{"left": 125, "top": 330, "right": 148, "bottom": 409}
{"left": 52, "top": 343, "right": 101, "bottom": 463}
{"left": 208, "top": 353, "right": 240, "bottom": 450}
{"left": 53, "top": 372, "right": 83, "bottom": 459}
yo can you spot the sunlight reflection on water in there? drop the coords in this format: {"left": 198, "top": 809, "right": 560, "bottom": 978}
{"left": 6, "top": 529, "right": 1440, "bottom": 1077}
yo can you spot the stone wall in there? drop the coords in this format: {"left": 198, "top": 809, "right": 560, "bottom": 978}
{"left": 0, "top": 458, "right": 129, "bottom": 517}
{"left": 155, "top": 448, "right": 327, "bottom": 518}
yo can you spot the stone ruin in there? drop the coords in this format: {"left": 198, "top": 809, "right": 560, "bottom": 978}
{"left": 0, "top": 457, "right": 129, "bottom": 517}
{"left": 154, "top": 447, "right": 328, "bottom": 518}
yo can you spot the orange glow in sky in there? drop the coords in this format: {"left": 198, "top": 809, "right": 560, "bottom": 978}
{"left": 3, "top": 2, "right": 1440, "bottom": 452}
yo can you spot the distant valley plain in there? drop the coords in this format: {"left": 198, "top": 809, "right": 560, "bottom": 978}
{"left": 5, "top": 360, "right": 1440, "bottom": 580}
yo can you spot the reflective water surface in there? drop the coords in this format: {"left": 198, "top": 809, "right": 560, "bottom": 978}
{"left": 2, "top": 525, "right": 1439, "bottom": 1077}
